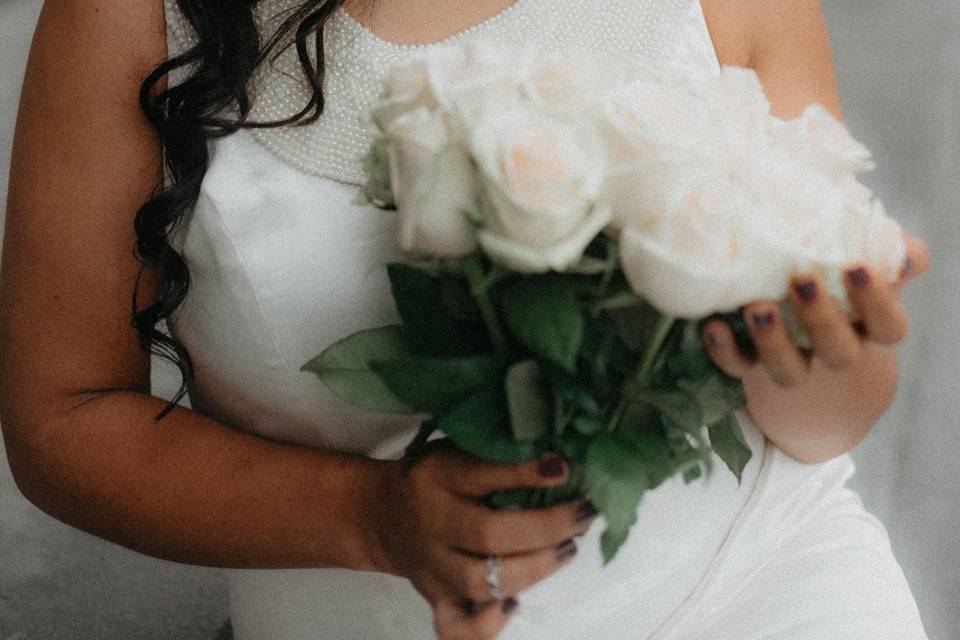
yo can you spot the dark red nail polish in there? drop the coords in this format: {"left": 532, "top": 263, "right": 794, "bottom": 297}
{"left": 901, "top": 255, "right": 913, "bottom": 278}
{"left": 537, "top": 455, "right": 566, "bottom": 479}
{"left": 706, "top": 327, "right": 726, "bottom": 348}
{"left": 556, "top": 539, "right": 578, "bottom": 561}
{"left": 576, "top": 501, "right": 599, "bottom": 523}
{"left": 847, "top": 267, "right": 871, "bottom": 288}
{"left": 463, "top": 599, "right": 480, "bottom": 617}
{"left": 752, "top": 312, "right": 776, "bottom": 330}
{"left": 501, "top": 597, "right": 518, "bottom": 615}
{"left": 793, "top": 280, "right": 818, "bottom": 303}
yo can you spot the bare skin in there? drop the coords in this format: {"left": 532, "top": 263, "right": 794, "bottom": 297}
{"left": 0, "top": 1, "right": 928, "bottom": 640}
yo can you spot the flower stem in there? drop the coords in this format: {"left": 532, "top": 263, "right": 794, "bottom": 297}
{"left": 607, "top": 314, "right": 676, "bottom": 435}
{"left": 462, "top": 253, "right": 510, "bottom": 357}
{"left": 635, "top": 314, "right": 676, "bottom": 388}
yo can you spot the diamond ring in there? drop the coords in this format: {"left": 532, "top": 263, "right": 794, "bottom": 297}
{"left": 485, "top": 555, "right": 504, "bottom": 600}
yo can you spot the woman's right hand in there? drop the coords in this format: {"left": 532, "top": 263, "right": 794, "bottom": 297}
{"left": 364, "top": 444, "right": 597, "bottom": 640}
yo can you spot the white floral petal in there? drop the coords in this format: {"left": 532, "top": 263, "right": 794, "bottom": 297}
{"left": 479, "top": 205, "right": 611, "bottom": 273}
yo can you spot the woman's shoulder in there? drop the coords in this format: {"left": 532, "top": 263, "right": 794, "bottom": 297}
{"left": 700, "top": 0, "right": 832, "bottom": 65}
{"left": 39, "top": 0, "right": 167, "bottom": 72}
{"left": 700, "top": 0, "right": 840, "bottom": 119}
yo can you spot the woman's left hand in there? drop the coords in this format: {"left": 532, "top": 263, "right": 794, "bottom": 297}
{"left": 701, "top": 231, "right": 929, "bottom": 464}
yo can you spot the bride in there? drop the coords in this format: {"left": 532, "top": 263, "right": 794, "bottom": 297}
{"left": 0, "top": 0, "right": 931, "bottom": 638}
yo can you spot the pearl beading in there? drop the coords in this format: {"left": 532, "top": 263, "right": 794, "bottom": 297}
{"left": 164, "top": 0, "right": 694, "bottom": 186}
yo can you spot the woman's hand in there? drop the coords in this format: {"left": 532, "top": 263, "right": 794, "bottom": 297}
{"left": 362, "top": 444, "right": 595, "bottom": 640}
{"left": 702, "top": 232, "right": 929, "bottom": 464}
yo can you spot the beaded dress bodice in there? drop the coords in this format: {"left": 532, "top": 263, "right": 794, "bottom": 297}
{"left": 165, "top": 0, "right": 700, "bottom": 185}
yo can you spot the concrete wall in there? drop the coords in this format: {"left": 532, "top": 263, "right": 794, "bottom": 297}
{"left": 1, "top": 1, "right": 958, "bottom": 637}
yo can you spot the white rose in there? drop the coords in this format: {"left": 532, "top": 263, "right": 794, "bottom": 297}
{"left": 749, "top": 152, "right": 850, "bottom": 268}
{"left": 373, "top": 42, "right": 514, "bottom": 134}
{"left": 840, "top": 178, "right": 905, "bottom": 283}
{"left": 597, "top": 72, "right": 721, "bottom": 231}
{"left": 618, "top": 168, "right": 790, "bottom": 319}
{"left": 746, "top": 154, "right": 894, "bottom": 314}
{"left": 706, "top": 66, "right": 772, "bottom": 157}
{"left": 769, "top": 104, "right": 875, "bottom": 177}
{"left": 385, "top": 107, "right": 478, "bottom": 258}
{"left": 601, "top": 161, "right": 703, "bottom": 236}
{"left": 467, "top": 105, "right": 611, "bottom": 272}
{"left": 372, "top": 58, "right": 437, "bottom": 133}
{"left": 519, "top": 52, "right": 606, "bottom": 120}
{"left": 599, "top": 75, "right": 715, "bottom": 168}
{"left": 439, "top": 42, "right": 528, "bottom": 139}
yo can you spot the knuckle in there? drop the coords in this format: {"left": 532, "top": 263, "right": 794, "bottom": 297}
{"left": 512, "top": 554, "right": 548, "bottom": 591}
{"left": 475, "top": 520, "right": 503, "bottom": 553}
{"left": 801, "top": 313, "right": 836, "bottom": 338}
{"left": 823, "top": 345, "right": 860, "bottom": 370}
{"left": 517, "top": 461, "right": 542, "bottom": 486}
{"left": 768, "top": 360, "right": 807, "bottom": 387}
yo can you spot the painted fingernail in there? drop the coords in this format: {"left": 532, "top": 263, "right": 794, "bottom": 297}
{"left": 901, "top": 254, "right": 913, "bottom": 278}
{"left": 537, "top": 455, "right": 566, "bottom": 479}
{"left": 556, "top": 539, "right": 578, "bottom": 562}
{"left": 501, "top": 597, "right": 518, "bottom": 615}
{"left": 793, "top": 280, "right": 818, "bottom": 303}
{"left": 751, "top": 312, "right": 776, "bottom": 330}
{"left": 576, "top": 501, "right": 599, "bottom": 523}
{"left": 706, "top": 327, "right": 726, "bottom": 348}
{"left": 853, "top": 321, "right": 868, "bottom": 337}
{"left": 846, "top": 267, "right": 871, "bottom": 289}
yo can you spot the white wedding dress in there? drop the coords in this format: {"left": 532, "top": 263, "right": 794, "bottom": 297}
{"left": 162, "top": 0, "right": 928, "bottom": 637}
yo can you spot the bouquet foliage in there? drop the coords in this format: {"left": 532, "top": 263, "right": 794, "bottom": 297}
{"left": 304, "top": 42, "right": 905, "bottom": 562}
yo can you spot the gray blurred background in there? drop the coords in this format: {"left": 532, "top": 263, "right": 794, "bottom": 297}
{"left": 1, "top": 0, "right": 958, "bottom": 638}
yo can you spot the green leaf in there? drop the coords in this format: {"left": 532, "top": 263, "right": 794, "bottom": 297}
{"left": 301, "top": 326, "right": 414, "bottom": 414}
{"left": 566, "top": 255, "right": 613, "bottom": 275}
{"left": 708, "top": 411, "right": 752, "bottom": 483}
{"left": 544, "top": 367, "right": 601, "bottom": 415}
{"left": 387, "top": 264, "right": 489, "bottom": 357}
{"left": 500, "top": 275, "right": 592, "bottom": 373}
{"left": 678, "top": 373, "right": 740, "bottom": 428}
{"left": 606, "top": 301, "right": 663, "bottom": 352}
{"left": 626, "top": 387, "right": 703, "bottom": 435}
{"left": 683, "top": 464, "right": 703, "bottom": 483}
{"left": 583, "top": 431, "right": 673, "bottom": 564}
{"left": 371, "top": 354, "right": 502, "bottom": 415}
{"left": 572, "top": 415, "right": 606, "bottom": 436}
{"left": 505, "top": 361, "right": 552, "bottom": 443}
{"left": 437, "top": 390, "right": 545, "bottom": 464}
{"left": 666, "top": 320, "right": 714, "bottom": 382}
{"left": 591, "top": 291, "right": 645, "bottom": 314}
{"left": 555, "top": 431, "right": 593, "bottom": 465}
{"left": 718, "top": 373, "right": 748, "bottom": 409}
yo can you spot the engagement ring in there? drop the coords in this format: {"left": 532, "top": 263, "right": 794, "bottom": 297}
{"left": 485, "top": 556, "right": 504, "bottom": 601}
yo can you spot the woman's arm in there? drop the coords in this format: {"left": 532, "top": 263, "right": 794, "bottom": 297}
{"left": 0, "top": 0, "right": 388, "bottom": 570}
{"left": 700, "top": 0, "right": 929, "bottom": 463}
{"left": 1, "top": 5, "right": 587, "bottom": 636}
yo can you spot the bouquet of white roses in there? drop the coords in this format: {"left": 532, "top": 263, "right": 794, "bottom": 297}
{"left": 303, "top": 42, "right": 905, "bottom": 562}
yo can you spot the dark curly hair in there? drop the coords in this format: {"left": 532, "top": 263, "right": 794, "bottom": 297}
{"left": 135, "top": 0, "right": 348, "bottom": 418}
